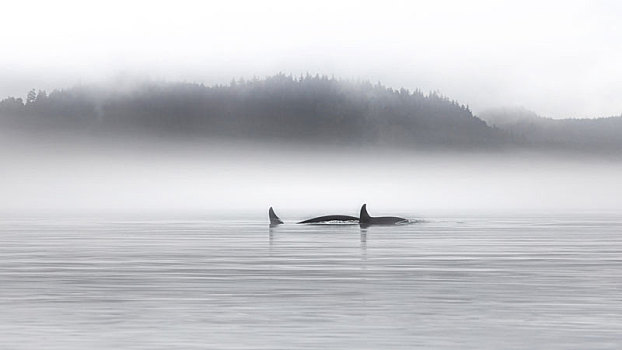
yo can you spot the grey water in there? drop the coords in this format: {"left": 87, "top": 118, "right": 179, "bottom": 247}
{"left": 1, "top": 214, "right": 621, "bottom": 349}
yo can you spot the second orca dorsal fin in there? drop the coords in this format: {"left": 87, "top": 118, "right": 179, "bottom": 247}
{"left": 269, "top": 207, "right": 284, "bottom": 225}
{"left": 360, "top": 204, "right": 371, "bottom": 223}
{"left": 359, "top": 204, "right": 409, "bottom": 225}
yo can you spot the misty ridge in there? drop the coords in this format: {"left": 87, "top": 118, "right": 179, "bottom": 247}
{"left": 0, "top": 73, "right": 621, "bottom": 154}
{"left": 479, "top": 107, "right": 622, "bottom": 153}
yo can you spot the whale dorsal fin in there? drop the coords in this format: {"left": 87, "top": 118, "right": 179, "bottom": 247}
{"left": 269, "top": 207, "right": 284, "bottom": 225}
{"left": 360, "top": 204, "right": 371, "bottom": 223}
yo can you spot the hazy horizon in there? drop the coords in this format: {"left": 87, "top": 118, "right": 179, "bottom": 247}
{"left": 1, "top": 130, "right": 621, "bottom": 216}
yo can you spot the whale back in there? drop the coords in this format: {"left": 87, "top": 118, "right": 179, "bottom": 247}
{"left": 269, "top": 207, "right": 284, "bottom": 225}
{"left": 298, "top": 215, "right": 359, "bottom": 224}
{"left": 359, "top": 204, "right": 371, "bottom": 224}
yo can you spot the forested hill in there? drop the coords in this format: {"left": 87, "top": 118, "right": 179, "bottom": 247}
{"left": 0, "top": 74, "right": 504, "bottom": 149}
{"left": 479, "top": 108, "right": 622, "bottom": 153}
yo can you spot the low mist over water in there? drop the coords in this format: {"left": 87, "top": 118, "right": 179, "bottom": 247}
{"left": 2, "top": 131, "right": 622, "bottom": 216}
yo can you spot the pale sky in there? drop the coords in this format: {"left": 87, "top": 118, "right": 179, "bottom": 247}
{"left": 1, "top": 0, "right": 621, "bottom": 118}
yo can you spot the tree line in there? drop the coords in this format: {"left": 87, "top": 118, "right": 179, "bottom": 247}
{"left": 1, "top": 74, "right": 507, "bottom": 149}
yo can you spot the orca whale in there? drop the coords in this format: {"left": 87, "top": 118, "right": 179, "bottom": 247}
{"left": 269, "top": 207, "right": 284, "bottom": 225}
{"left": 359, "top": 204, "right": 408, "bottom": 226}
{"left": 268, "top": 207, "right": 358, "bottom": 224}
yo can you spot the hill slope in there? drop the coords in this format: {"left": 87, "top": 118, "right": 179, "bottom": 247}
{"left": 0, "top": 74, "right": 504, "bottom": 150}
{"left": 479, "top": 107, "right": 622, "bottom": 152}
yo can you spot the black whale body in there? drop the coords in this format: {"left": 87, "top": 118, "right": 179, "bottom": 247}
{"left": 268, "top": 208, "right": 357, "bottom": 225}
{"left": 359, "top": 204, "right": 408, "bottom": 226}
{"left": 298, "top": 215, "right": 359, "bottom": 224}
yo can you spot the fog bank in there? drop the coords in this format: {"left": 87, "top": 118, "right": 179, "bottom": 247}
{"left": 2, "top": 134, "right": 621, "bottom": 217}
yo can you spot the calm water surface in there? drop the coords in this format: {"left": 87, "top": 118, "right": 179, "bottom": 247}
{"left": 1, "top": 215, "right": 621, "bottom": 349}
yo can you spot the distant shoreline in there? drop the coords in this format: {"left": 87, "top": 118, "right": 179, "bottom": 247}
{"left": 1, "top": 75, "right": 620, "bottom": 155}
